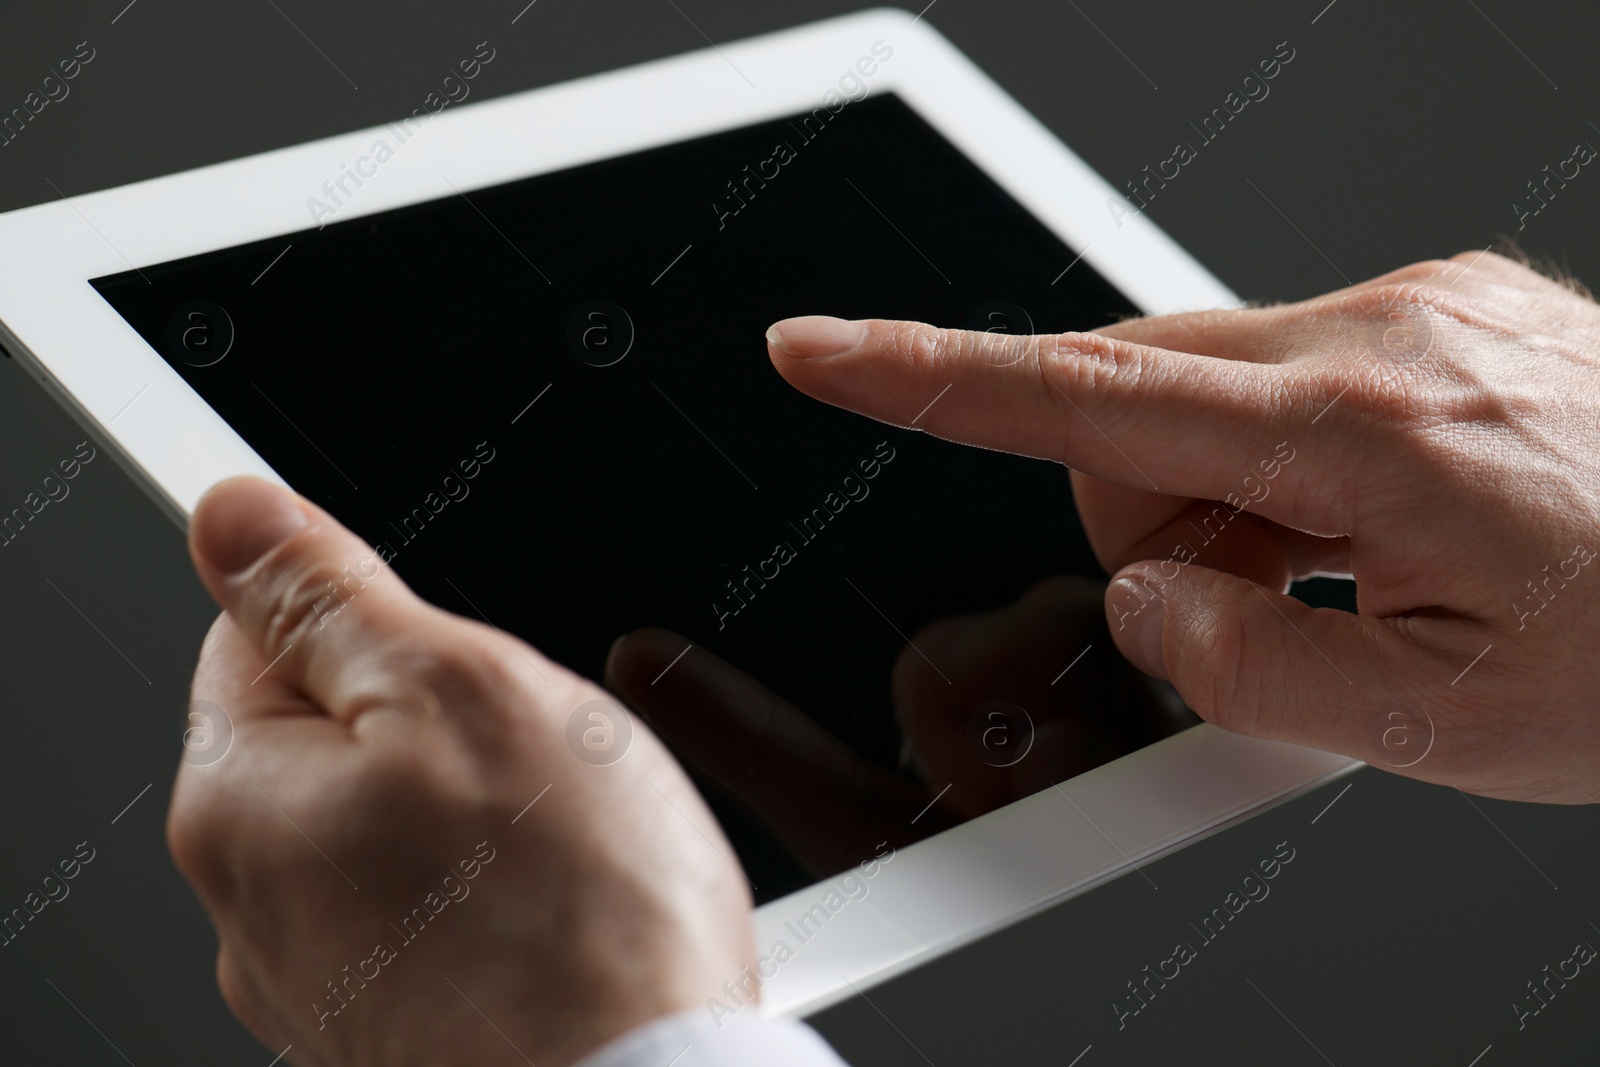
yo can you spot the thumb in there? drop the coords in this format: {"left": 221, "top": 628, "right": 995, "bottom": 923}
{"left": 1105, "top": 562, "right": 1413, "bottom": 765}
{"left": 188, "top": 476, "right": 433, "bottom": 710}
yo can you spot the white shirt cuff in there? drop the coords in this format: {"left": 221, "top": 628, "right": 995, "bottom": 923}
{"left": 574, "top": 1008, "right": 850, "bottom": 1067}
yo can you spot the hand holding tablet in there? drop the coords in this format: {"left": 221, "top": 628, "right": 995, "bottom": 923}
{"left": 767, "top": 251, "right": 1600, "bottom": 803}
{"left": 170, "top": 479, "right": 758, "bottom": 1067}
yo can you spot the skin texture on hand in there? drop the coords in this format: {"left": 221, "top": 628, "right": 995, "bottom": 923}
{"left": 168, "top": 478, "right": 756, "bottom": 1067}
{"left": 766, "top": 252, "right": 1600, "bottom": 803}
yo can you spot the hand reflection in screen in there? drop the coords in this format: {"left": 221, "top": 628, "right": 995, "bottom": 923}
{"left": 606, "top": 575, "right": 1196, "bottom": 877}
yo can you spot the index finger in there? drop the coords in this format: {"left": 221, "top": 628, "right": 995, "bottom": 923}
{"left": 765, "top": 316, "right": 1346, "bottom": 531}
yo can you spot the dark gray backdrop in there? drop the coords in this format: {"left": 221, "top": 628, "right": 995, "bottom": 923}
{"left": 1, "top": 1, "right": 1597, "bottom": 1063}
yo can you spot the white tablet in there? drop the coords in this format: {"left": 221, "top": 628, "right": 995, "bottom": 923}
{"left": 0, "top": 7, "right": 1354, "bottom": 1020}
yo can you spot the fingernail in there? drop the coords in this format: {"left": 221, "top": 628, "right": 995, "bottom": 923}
{"left": 192, "top": 477, "right": 309, "bottom": 575}
{"left": 767, "top": 316, "right": 868, "bottom": 359}
{"left": 1108, "top": 576, "right": 1167, "bottom": 679}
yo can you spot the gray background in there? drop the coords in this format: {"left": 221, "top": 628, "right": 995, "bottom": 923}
{"left": 1, "top": 0, "right": 1597, "bottom": 1063}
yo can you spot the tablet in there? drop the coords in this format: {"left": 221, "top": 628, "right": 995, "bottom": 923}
{"left": 0, "top": 7, "right": 1355, "bottom": 1019}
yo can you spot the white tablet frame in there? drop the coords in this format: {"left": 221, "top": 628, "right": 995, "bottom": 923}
{"left": 0, "top": 6, "right": 1356, "bottom": 1019}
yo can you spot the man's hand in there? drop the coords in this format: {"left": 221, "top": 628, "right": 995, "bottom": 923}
{"left": 168, "top": 478, "right": 755, "bottom": 1067}
{"left": 766, "top": 253, "right": 1600, "bottom": 803}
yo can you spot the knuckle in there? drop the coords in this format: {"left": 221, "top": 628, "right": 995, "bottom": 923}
{"left": 1346, "top": 280, "right": 1481, "bottom": 329}
{"left": 891, "top": 320, "right": 957, "bottom": 374}
{"left": 1312, "top": 282, "right": 1506, "bottom": 426}
{"left": 1369, "top": 259, "right": 1455, "bottom": 289}
{"left": 1049, "top": 330, "right": 1123, "bottom": 366}
{"left": 1339, "top": 281, "right": 1447, "bottom": 320}
{"left": 1363, "top": 251, "right": 1510, "bottom": 287}
{"left": 1037, "top": 333, "right": 1142, "bottom": 409}
{"left": 895, "top": 319, "right": 1035, "bottom": 375}
{"left": 254, "top": 554, "right": 351, "bottom": 658}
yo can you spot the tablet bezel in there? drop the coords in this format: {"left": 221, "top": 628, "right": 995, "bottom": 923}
{"left": 0, "top": 6, "right": 1357, "bottom": 1018}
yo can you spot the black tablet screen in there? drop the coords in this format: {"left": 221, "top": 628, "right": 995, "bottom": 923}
{"left": 93, "top": 92, "right": 1194, "bottom": 902}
